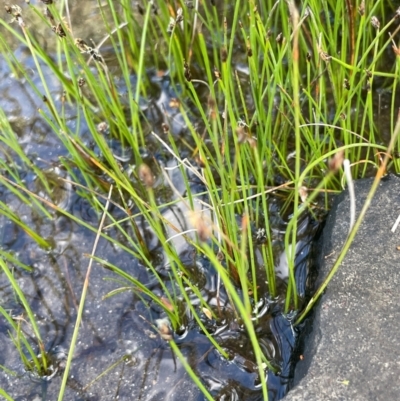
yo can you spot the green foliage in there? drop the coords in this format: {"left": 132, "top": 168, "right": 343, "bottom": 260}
{"left": 0, "top": 258, "right": 52, "bottom": 378}
{"left": 0, "top": 0, "right": 399, "bottom": 400}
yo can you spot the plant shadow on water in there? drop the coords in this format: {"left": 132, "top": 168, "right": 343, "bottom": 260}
{"left": 1, "top": 1, "right": 400, "bottom": 401}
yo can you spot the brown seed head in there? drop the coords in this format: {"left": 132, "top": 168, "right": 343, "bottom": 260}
{"left": 220, "top": 47, "right": 228, "bottom": 63}
{"left": 155, "top": 318, "right": 173, "bottom": 341}
{"left": 190, "top": 212, "right": 211, "bottom": 242}
{"left": 138, "top": 164, "right": 155, "bottom": 188}
{"left": 299, "top": 186, "right": 308, "bottom": 203}
{"left": 328, "top": 149, "right": 344, "bottom": 173}
{"left": 236, "top": 126, "right": 247, "bottom": 144}
{"left": 358, "top": 0, "right": 365, "bottom": 15}
{"left": 183, "top": 60, "right": 192, "bottom": 82}
{"left": 161, "top": 122, "right": 169, "bottom": 134}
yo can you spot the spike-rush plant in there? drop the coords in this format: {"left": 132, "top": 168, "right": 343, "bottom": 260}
{"left": 0, "top": 0, "right": 399, "bottom": 399}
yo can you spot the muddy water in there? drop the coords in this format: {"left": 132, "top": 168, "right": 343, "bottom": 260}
{"left": 0, "top": 2, "right": 323, "bottom": 401}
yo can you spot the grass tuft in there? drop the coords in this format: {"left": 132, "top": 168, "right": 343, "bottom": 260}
{"left": 0, "top": 0, "right": 399, "bottom": 399}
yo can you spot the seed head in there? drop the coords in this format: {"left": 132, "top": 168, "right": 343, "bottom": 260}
{"left": 358, "top": 0, "right": 365, "bottom": 16}
{"left": 161, "top": 122, "right": 169, "bottom": 134}
{"left": 299, "top": 186, "right": 308, "bottom": 203}
{"left": 183, "top": 60, "right": 192, "bottom": 82}
{"left": 371, "top": 16, "right": 380, "bottom": 29}
{"left": 220, "top": 47, "right": 228, "bottom": 62}
{"left": 328, "top": 149, "right": 344, "bottom": 173}
{"left": 190, "top": 212, "right": 211, "bottom": 242}
{"left": 138, "top": 164, "right": 155, "bottom": 188}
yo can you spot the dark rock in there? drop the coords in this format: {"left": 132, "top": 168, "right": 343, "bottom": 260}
{"left": 284, "top": 175, "right": 400, "bottom": 401}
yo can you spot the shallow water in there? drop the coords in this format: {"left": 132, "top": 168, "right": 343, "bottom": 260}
{"left": 0, "top": 2, "right": 353, "bottom": 400}
{"left": 0, "top": 153, "right": 320, "bottom": 401}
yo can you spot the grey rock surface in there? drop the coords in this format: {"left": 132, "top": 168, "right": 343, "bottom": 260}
{"left": 283, "top": 175, "right": 400, "bottom": 401}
